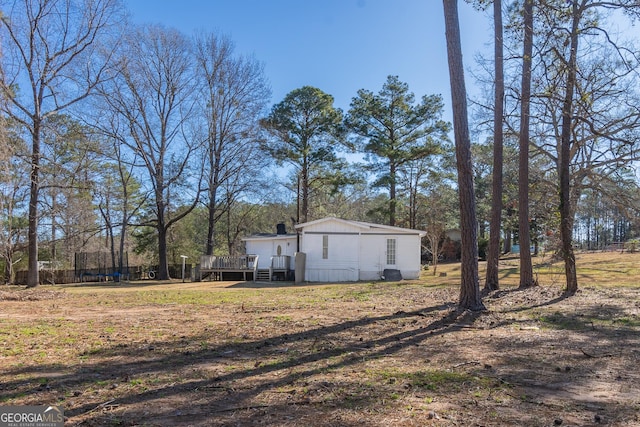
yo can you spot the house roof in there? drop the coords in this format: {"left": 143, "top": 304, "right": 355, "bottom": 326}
{"left": 241, "top": 233, "right": 297, "bottom": 242}
{"left": 295, "top": 216, "right": 427, "bottom": 237}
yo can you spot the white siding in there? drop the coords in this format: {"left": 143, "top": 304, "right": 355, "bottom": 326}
{"left": 358, "top": 233, "right": 422, "bottom": 280}
{"left": 359, "top": 234, "right": 386, "bottom": 280}
{"left": 245, "top": 236, "right": 297, "bottom": 269}
{"left": 300, "top": 224, "right": 360, "bottom": 282}
{"left": 393, "top": 234, "right": 422, "bottom": 279}
{"left": 244, "top": 217, "right": 425, "bottom": 282}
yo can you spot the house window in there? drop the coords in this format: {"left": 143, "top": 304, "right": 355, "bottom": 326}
{"left": 322, "top": 235, "right": 329, "bottom": 259}
{"left": 277, "top": 245, "right": 282, "bottom": 256}
{"left": 386, "top": 238, "right": 396, "bottom": 265}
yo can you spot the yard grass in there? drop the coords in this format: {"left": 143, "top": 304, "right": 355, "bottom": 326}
{"left": 425, "top": 250, "right": 640, "bottom": 288}
{"left": 1, "top": 251, "right": 639, "bottom": 426}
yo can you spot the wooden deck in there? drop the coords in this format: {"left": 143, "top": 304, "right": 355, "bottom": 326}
{"left": 197, "top": 255, "right": 259, "bottom": 281}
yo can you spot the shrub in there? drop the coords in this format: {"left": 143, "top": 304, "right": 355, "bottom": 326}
{"left": 624, "top": 239, "right": 639, "bottom": 253}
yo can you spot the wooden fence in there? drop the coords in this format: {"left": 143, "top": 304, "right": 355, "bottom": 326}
{"left": 11, "top": 264, "right": 193, "bottom": 285}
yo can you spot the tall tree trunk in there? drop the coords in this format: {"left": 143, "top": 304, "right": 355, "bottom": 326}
{"left": 302, "top": 159, "right": 309, "bottom": 223}
{"left": 411, "top": 183, "right": 418, "bottom": 230}
{"left": 51, "top": 189, "right": 57, "bottom": 262}
{"left": 117, "top": 150, "right": 130, "bottom": 281}
{"left": 156, "top": 188, "right": 170, "bottom": 280}
{"left": 518, "top": 0, "right": 537, "bottom": 288}
{"left": 389, "top": 162, "right": 396, "bottom": 226}
{"left": 429, "top": 233, "right": 441, "bottom": 277}
{"left": 119, "top": 218, "right": 127, "bottom": 280}
{"left": 4, "top": 252, "right": 13, "bottom": 285}
{"left": 485, "top": 0, "right": 504, "bottom": 292}
{"left": 27, "top": 124, "right": 41, "bottom": 288}
{"left": 157, "top": 221, "right": 169, "bottom": 280}
{"left": 560, "top": 0, "right": 580, "bottom": 294}
{"left": 206, "top": 141, "right": 221, "bottom": 255}
{"left": 443, "top": 0, "right": 485, "bottom": 311}
{"left": 206, "top": 179, "right": 218, "bottom": 255}
{"left": 226, "top": 205, "right": 233, "bottom": 255}
{"left": 99, "top": 202, "right": 117, "bottom": 273}
{"left": 107, "top": 219, "right": 116, "bottom": 271}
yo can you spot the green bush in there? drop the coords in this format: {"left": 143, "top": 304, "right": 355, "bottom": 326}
{"left": 478, "top": 237, "right": 489, "bottom": 260}
{"left": 625, "top": 239, "right": 639, "bottom": 253}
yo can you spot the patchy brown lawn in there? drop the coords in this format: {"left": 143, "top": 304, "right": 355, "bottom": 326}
{"left": 1, "top": 252, "right": 639, "bottom": 426}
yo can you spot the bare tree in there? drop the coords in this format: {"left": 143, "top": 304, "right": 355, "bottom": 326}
{"left": 443, "top": 0, "right": 485, "bottom": 311}
{"left": 0, "top": 0, "right": 123, "bottom": 286}
{"left": 95, "top": 128, "right": 147, "bottom": 279}
{"left": 100, "top": 24, "right": 203, "bottom": 280}
{"left": 194, "top": 33, "right": 271, "bottom": 255}
{"left": 531, "top": 0, "right": 640, "bottom": 293}
{"left": 558, "top": 1, "right": 582, "bottom": 293}
{"left": 421, "top": 182, "right": 458, "bottom": 276}
{"left": 398, "top": 156, "right": 448, "bottom": 230}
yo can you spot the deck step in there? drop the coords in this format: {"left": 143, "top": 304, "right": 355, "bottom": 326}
{"left": 256, "top": 269, "right": 270, "bottom": 281}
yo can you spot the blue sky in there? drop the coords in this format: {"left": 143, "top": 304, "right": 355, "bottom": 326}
{"left": 127, "top": 0, "right": 493, "bottom": 122}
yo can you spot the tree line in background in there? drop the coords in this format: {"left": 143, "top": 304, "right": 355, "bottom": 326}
{"left": 1, "top": 0, "right": 640, "bottom": 308}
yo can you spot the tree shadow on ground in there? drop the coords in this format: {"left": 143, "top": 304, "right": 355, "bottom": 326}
{"left": 1, "top": 301, "right": 483, "bottom": 425}
{"left": 478, "top": 287, "right": 640, "bottom": 424}
{"left": 3, "top": 286, "right": 639, "bottom": 426}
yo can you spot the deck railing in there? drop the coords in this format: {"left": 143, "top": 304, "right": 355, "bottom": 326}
{"left": 270, "top": 255, "right": 290, "bottom": 270}
{"left": 268, "top": 255, "right": 291, "bottom": 281}
{"left": 198, "top": 254, "right": 259, "bottom": 281}
{"left": 200, "top": 254, "right": 258, "bottom": 270}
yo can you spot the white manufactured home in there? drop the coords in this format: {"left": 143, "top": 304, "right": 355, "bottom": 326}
{"left": 242, "top": 217, "right": 426, "bottom": 282}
